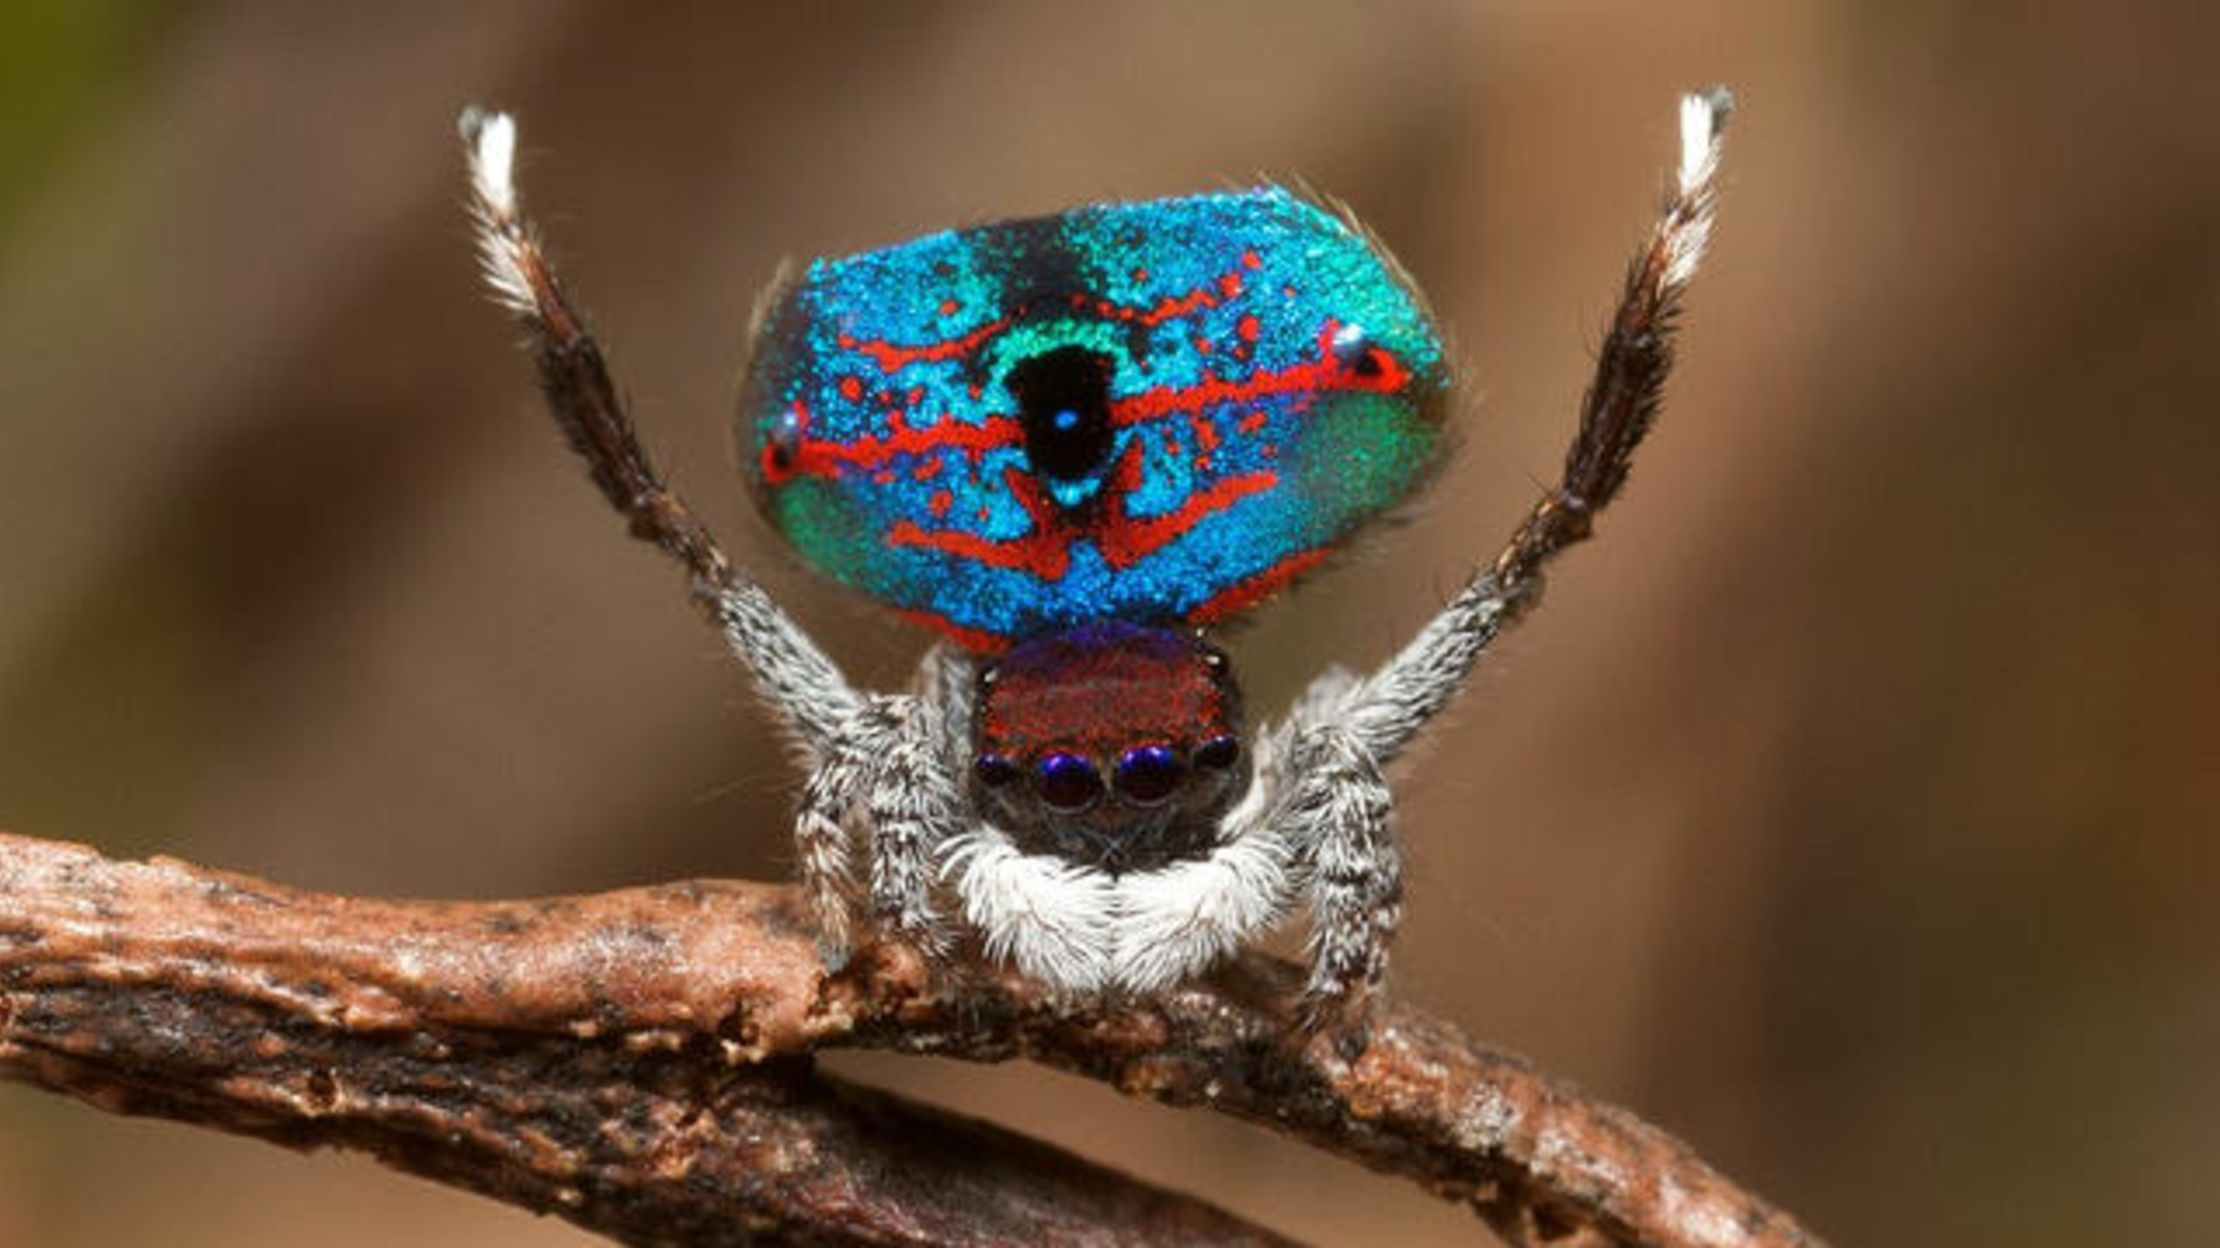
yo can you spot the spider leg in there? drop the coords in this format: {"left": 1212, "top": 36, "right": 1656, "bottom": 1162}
{"left": 863, "top": 696, "right": 963, "bottom": 953}
{"left": 792, "top": 745, "right": 874, "bottom": 966}
{"left": 461, "top": 109, "right": 897, "bottom": 957}
{"left": 1269, "top": 90, "right": 1732, "bottom": 1040}
{"left": 1290, "top": 87, "right": 1733, "bottom": 762}
{"left": 460, "top": 108, "right": 871, "bottom": 754}
{"left": 1283, "top": 726, "right": 1400, "bottom": 1037}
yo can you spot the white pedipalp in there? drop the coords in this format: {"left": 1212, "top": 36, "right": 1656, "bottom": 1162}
{"left": 942, "top": 826, "right": 1118, "bottom": 990}
{"left": 1107, "top": 831, "right": 1295, "bottom": 992}
{"left": 936, "top": 752, "right": 1300, "bottom": 995}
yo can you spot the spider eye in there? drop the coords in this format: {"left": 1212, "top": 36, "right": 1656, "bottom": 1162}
{"left": 1113, "top": 744, "right": 1182, "bottom": 805}
{"left": 974, "top": 752, "right": 1019, "bottom": 788}
{"left": 1007, "top": 346, "right": 1116, "bottom": 482}
{"left": 1193, "top": 735, "right": 1240, "bottom": 771}
{"left": 1035, "top": 751, "right": 1104, "bottom": 812}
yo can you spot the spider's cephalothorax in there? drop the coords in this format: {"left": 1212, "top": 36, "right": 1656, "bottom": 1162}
{"left": 972, "top": 622, "right": 1248, "bottom": 874}
{"left": 462, "top": 89, "right": 1733, "bottom": 1026}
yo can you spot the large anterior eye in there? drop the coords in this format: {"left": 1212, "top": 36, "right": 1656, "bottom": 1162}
{"left": 1006, "top": 346, "right": 1116, "bottom": 482}
{"left": 1036, "top": 750, "right": 1104, "bottom": 812}
{"left": 1193, "top": 735, "right": 1240, "bottom": 771}
{"left": 1113, "top": 744, "right": 1182, "bottom": 805}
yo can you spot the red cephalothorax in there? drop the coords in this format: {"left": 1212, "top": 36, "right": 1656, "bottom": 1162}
{"left": 972, "top": 622, "right": 1249, "bottom": 873}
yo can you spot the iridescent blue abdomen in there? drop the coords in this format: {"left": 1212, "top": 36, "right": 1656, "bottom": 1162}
{"left": 739, "top": 187, "right": 1447, "bottom": 649}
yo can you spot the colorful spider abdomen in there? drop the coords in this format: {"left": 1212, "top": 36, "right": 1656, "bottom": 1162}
{"left": 970, "top": 621, "right": 1248, "bottom": 873}
{"left": 741, "top": 187, "right": 1449, "bottom": 648}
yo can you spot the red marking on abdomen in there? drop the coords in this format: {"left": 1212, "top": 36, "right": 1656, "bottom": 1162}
{"left": 1105, "top": 328, "right": 1404, "bottom": 426}
{"left": 769, "top": 327, "right": 1408, "bottom": 485}
{"left": 766, "top": 412, "right": 1021, "bottom": 484}
{"left": 841, "top": 316, "right": 1010, "bottom": 372}
{"left": 887, "top": 466, "right": 1072, "bottom": 580}
{"left": 1099, "top": 469, "right": 1279, "bottom": 569}
{"left": 888, "top": 520, "right": 1070, "bottom": 579}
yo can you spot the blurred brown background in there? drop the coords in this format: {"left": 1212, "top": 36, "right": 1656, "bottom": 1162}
{"left": 2, "top": 2, "right": 2214, "bottom": 1245}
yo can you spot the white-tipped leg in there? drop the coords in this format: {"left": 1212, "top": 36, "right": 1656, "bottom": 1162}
{"left": 1288, "top": 727, "right": 1401, "bottom": 1037}
{"left": 460, "top": 106, "right": 867, "bottom": 754}
{"left": 1282, "top": 87, "right": 1733, "bottom": 768}
{"left": 1667, "top": 87, "right": 1733, "bottom": 288}
{"left": 459, "top": 108, "right": 538, "bottom": 316}
{"left": 461, "top": 108, "right": 887, "bottom": 968}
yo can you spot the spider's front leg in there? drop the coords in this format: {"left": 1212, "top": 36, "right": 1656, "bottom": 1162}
{"left": 1277, "top": 723, "right": 1401, "bottom": 1038}
{"left": 861, "top": 690, "right": 967, "bottom": 954}
{"left": 1279, "top": 87, "right": 1734, "bottom": 1033}
{"left": 458, "top": 108, "right": 944, "bottom": 967}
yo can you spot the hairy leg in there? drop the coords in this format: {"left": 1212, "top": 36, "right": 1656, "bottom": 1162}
{"left": 460, "top": 107, "right": 875, "bottom": 755}
{"left": 461, "top": 108, "right": 905, "bottom": 958}
{"left": 1267, "top": 90, "right": 1734, "bottom": 1040}
{"left": 1289, "top": 88, "right": 1734, "bottom": 762}
{"left": 1284, "top": 726, "right": 1401, "bottom": 1032}
{"left": 864, "top": 697, "right": 961, "bottom": 952}
{"left": 792, "top": 745, "right": 876, "bottom": 966}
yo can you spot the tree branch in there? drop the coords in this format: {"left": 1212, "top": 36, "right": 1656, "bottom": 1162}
{"left": 0, "top": 830, "right": 1823, "bottom": 1247}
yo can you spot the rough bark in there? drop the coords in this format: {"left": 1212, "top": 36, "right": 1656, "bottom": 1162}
{"left": 0, "top": 831, "right": 1823, "bottom": 1247}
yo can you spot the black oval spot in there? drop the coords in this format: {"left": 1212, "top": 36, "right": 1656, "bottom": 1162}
{"left": 1007, "top": 346, "right": 1116, "bottom": 482}
{"left": 1036, "top": 751, "right": 1104, "bottom": 812}
{"left": 974, "top": 753, "right": 1019, "bottom": 788}
{"left": 1114, "top": 744, "right": 1182, "bottom": 805}
{"left": 1194, "top": 736, "right": 1241, "bottom": 771}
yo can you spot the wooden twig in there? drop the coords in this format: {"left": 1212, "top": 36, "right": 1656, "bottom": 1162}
{"left": 0, "top": 829, "right": 1822, "bottom": 1247}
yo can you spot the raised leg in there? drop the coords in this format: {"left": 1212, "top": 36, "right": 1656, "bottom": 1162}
{"left": 1271, "top": 89, "right": 1733, "bottom": 1038}
{"left": 461, "top": 108, "right": 902, "bottom": 961}
{"left": 1289, "top": 87, "right": 1733, "bottom": 761}
{"left": 460, "top": 107, "right": 872, "bottom": 755}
